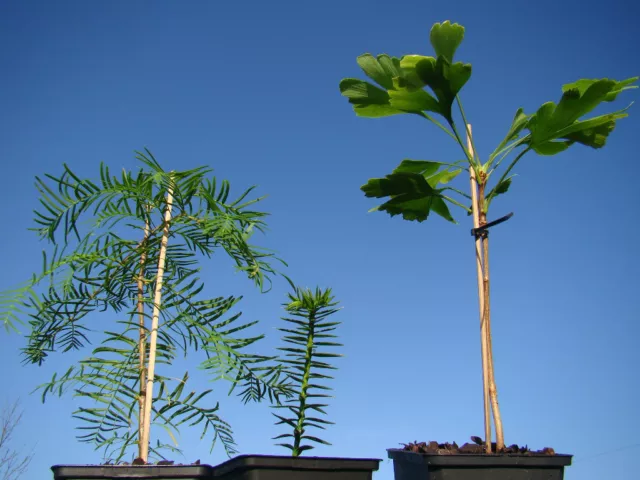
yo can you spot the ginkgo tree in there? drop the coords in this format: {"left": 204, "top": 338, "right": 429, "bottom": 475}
{"left": 339, "top": 21, "right": 636, "bottom": 452}
{"left": 0, "top": 150, "right": 291, "bottom": 463}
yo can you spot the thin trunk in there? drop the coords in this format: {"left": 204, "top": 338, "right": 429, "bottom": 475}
{"left": 136, "top": 217, "right": 150, "bottom": 458}
{"left": 478, "top": 213, "right": 505, "bottom": 451}
{"left": 139, "top": 184, "right": 174, "bottom": 462}
{"left": 292, "top": 312, "right": 316, "bottom": 457}
{"left": 466, "top": 125, "right": 492, "bottom": 453}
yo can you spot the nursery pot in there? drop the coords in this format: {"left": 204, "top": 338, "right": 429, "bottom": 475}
{"left": 388, "top": 449, "right": 572, "bottom": 480}
{"left": 51, "top": 464, "right": 215, "bottom": 479}
{"left": 213, "top": 454, "right": 381, "bottom": 480}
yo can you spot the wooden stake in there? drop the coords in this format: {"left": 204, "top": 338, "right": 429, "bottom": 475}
{"left": 481, "top": 230, "right": 505, "bottom": 450}
{"left": 467, "top": 125, "right": 492, "bottom": 453}
{"left": 136, "top": 216, "right": 150, "bottom": 458}
{"left": 140, "top": 184, "right": 174, "bottom": 462}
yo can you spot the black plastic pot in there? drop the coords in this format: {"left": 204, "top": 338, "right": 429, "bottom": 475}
{"left": 51, "top": 464, "right": 215, "bottom": 479}
{"left": 213, "top": 455, "right": 381, "bottom": 480}
{"left": 388, "top": 449, "right": 572, "bottom": 480}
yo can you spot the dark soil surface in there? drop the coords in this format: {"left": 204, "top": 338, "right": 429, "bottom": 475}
{"left": 402, "top": 437, "right": 557, "bottom": 456}
{"left": 100, "top": 459, "right": 202, "bottom": 466}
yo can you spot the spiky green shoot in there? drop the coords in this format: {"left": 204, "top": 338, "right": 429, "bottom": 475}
{"left": 272, "top": 285, "right": 342, "bottom": 456}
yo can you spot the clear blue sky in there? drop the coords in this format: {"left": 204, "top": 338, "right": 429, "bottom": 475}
{"left": 1, "top": 1, "right": 638, "bottom": 479}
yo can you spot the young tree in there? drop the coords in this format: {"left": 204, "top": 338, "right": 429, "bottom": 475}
{"left": 272, "top": 285, "right": 342, "bottom": 456}
{"left": 339, "top": 21, "right": 636, "bottom": 452}
{"left": 1, "top": 150, "right": 291, "bottom": 462}
{"left": 0, "top": 401, "right": 33, "bottom": 480}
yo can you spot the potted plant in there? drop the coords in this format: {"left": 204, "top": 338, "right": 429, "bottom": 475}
{"left": 338, "top": 20, "right": 637, "bottom": 479}
{"left": 213, "top": 283, "right": 381, "bottom": 479}
{"left": 1, "top": 150, "right": 293, "bottom": 479}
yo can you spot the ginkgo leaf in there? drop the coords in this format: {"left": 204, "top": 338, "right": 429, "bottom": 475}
{"left": 389, "top": 84, "right": 441, "bottom": 114}
{"left": 339, "top": 78, "right": 404, "bottom": 118}
{"left": 392, "top": 160, "right": 442, "bottom": 176}
{"left": 430, "top": 21, "right": 465, "bottom": 63}
{"left": 356, "top": 54, "right": 402, "bottom": 90}
{"left": 486, "top": 176, "right": 514, "bottom": 208}
{"left": 361, "top": 171, "right": 455, "bottom": 223}
{"left": 489, "top": 108, "right": 530, "bottom": 161}
{"left": 411, "top": 56, "right": 472, "bottom": 122}
{"left": 526, "top": 77, "right": 637, "bottom": 154}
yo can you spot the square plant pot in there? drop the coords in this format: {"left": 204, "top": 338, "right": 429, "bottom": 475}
{"left": 388, "top": 449, "right": 572, "bottom": 480}
{"left": 213, "top": 455, "right": 381, "bottom": 480}
{"left": 51, "top": 464, "right": 215, "bottom": 479}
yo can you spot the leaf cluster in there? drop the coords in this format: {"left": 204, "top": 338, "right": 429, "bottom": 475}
{"left": 340, "top": 21, "right": 637, "bottom": 222}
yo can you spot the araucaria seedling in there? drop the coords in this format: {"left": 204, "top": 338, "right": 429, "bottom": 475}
{"left": 1, "top": 150, "right": 291, "bottom": 463}
{"left": 339, "top": 21, "right": 636, "bottom": 452}
{"left": 272, "top": 285, "right": 342, "bottom": 456}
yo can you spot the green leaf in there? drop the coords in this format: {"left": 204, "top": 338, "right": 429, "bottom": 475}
{"left": 552, "top": 111, "right": 628, "bottom": 147}
{"left": 413, "top": 56, "right": 472, "bottom": 122}
{"left": 486, "top": 176, "right": 514, "bottom": 207}
{"left": 361, "top": 172, "right": 454, "bottom": 223}
{"left": 398, "top": 55, "right": 430, "bottom": 89}
{"left": 426, "top": 168, "right": 462, "bottom": 187}
{"left": 388, "top": 84, "right": 441, "bottom": 114}
{"left": 356, "top": 54, "right": 402, "bottom": 90}
{"left": 562, "top": 77, "right": 638, "bottom": 102}
{"left": 430, "top": 21, "right": 465, "bottom": 63}
{"left": 430, "top": 197, "right": 456, "bottom": 223}
{"left": 339, "top": 78, "right": 389, "bottom": 105}
{"left": 392, "top": 160, "right": 442, "bottom": 176}
{"left": 392, "top": 160, "right": 462, "bottom": 187}
{"left": 561, "top": 117, "right": 617, "bottom": 148}
{"left": 339, "top": 79, "right": 403, "bottom": 118}
{"left": 526, "top": 77, "right": 637, "bottom": 155}
{"left": 532, "top": 141, "right": 570, "bottom": 156}
{"left": 489, "top": 108, "right": 530, "bottom": 161}
{"left": 302, "top": 435, "right": 331, "bottom": 445}
{"left": 361, "top": 172, "right": 436, "bottom": 198}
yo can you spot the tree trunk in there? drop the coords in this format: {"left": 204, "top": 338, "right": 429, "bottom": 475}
{"left": 478, "top": 215, "right": 505, "bottom": 451}
{"left": 139, "top": 185, "right": 174, "bottom": 462}
{"left": 466, "top": 126, "right": 492, "bottom": 453}
{"left": 136, "top": 217, "right": 150, "bottom": 459}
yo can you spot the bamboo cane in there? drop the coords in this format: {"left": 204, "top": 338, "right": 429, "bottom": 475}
{"left": 467, "top": 125, "right": 492, "bottom": 453}
{"left": 139, "top": 184, "right": 174, "bottom": 462}
{"left": 136, "top": 217, "right": 150, "bottom": 458}
{"left": 480, "top": 218, "right": 505, "bottom": 451}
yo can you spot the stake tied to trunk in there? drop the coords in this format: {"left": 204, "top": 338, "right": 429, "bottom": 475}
{"left": 338, "top": 20, "right": 637, "bottom": 452}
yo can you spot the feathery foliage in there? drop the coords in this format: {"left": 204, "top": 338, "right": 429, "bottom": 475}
{"left": 1, "top": 150, "right": 291, "bottom": 462}
{"left": 272, "top": 285, "right": 342, "bottom": 456}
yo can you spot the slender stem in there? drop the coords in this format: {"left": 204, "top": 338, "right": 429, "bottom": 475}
{"left": 420, "top": 112, "right": 458, "bottom": 141}
{"left": 292, "top": 310, "right": 316, "bottom": 457}
{"left": 436, "top": 161, "right": 470, "bottom": 171}
{"left": 136, "top": 216, "right": 150, "bottom": 459}
{"left": 488, "top": 135, "right": 530, "bottom": 171}
{"left": 467, "top": 125, "right": 492, "bottom": 453}
{"left": 457, "top": 97, "right": 480, "bottom": 166}
{"left": 140, "top": 182, "right": 174, "bottom": 462}
{"left": 441, "top": 194, "right": 472, "bottom": 213}
{"left": 442, "top": 186, "right": 472, "bottom": 200}
{"left": 493, "top": 147, "right": 530, "bottom": 193}
{"left": 451, "top": 122, "right": 477, "bottom": 169}
{"left": 480, "top": 225, "right": 505, "bottom": 451}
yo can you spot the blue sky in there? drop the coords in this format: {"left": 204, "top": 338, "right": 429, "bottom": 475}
{"left": 0, "top": 1, "right": 638, "bottom": 479}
